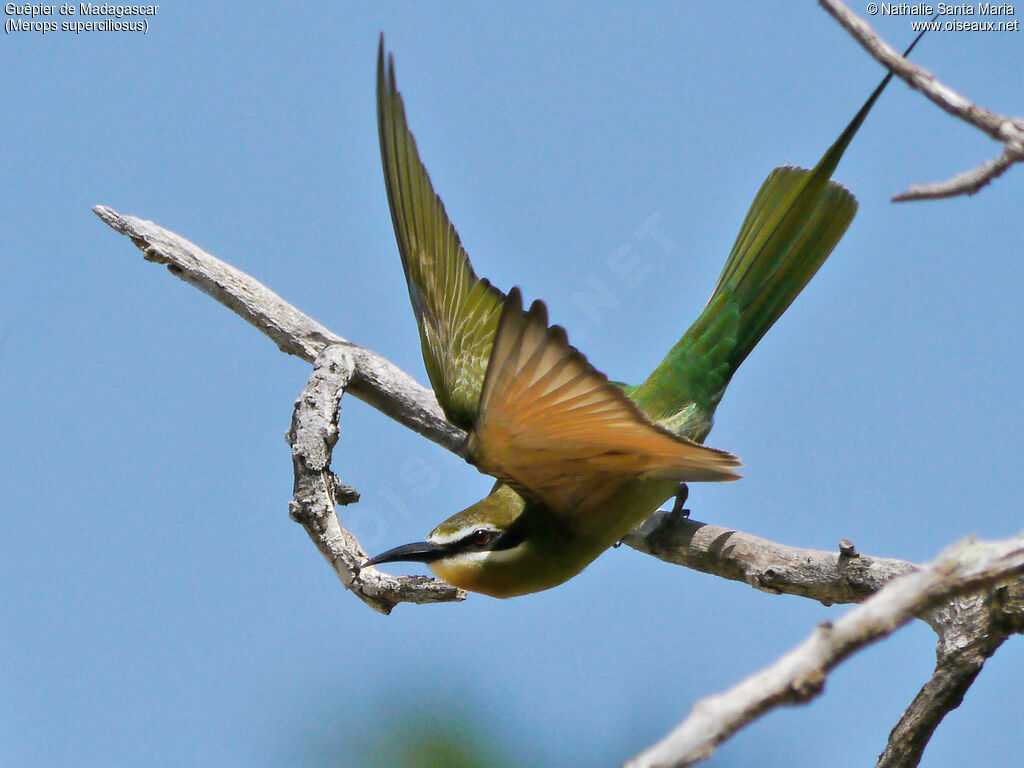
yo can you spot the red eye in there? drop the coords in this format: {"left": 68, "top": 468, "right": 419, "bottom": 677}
{"left": 472, "top": 529, "right": 491, "bottom": 547}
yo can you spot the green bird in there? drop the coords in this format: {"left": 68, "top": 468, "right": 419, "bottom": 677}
{"left": 366, "top": 35, "right": 917, "bottom": 597}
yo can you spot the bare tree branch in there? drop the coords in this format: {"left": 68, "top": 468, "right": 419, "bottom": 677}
{"left": 286, "top": 345, "right": 466, "bottom": 613}
{"left": 820, "top": 0, "right": 1024, "bottom": 200}
{"left": 625, "top": 512, "right": 916, "bottom": 606}
{"left": 93, "top": 206, "right": 468, "bottom": 612}
{"left": 92, "top": 206, "right": 465, "bottom": 456}
{"left": 628, "top": 514, "right": 1024, "bottom": 767}
{"left": 622, "top": 534, "right": 1024, "bottom": 768}
{"left": 892, "top": 146, "right": 1022, "bottom": 201}
{"left": 875, "top": 579, "right": 1024, "bottom": 768}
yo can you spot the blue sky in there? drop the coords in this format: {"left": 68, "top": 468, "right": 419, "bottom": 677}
{"left": 3, "top": 2, "right": 1022, "bottom": 766}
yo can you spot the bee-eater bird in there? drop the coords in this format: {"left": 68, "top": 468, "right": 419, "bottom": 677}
{"left": 366, "top": 33, "right": 921, "bottom": 597}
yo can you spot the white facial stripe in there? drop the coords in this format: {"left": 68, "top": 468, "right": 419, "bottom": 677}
{"left": 428, "top": 527, "right": 499, "bottom": 547}
{"left": 442, "top": 542, "right": 527, "bottom": 565}
{"left": 428, "top": 530, "right": 469, "bottom": 546}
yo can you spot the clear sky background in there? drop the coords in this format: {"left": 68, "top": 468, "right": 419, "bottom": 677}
{"left": 3, "top": 3, "right": 1022, "bottom": 767}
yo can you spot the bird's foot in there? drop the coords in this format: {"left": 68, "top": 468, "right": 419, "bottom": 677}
{"left": 670, "top": 482, "right": 690, "bottom": 518}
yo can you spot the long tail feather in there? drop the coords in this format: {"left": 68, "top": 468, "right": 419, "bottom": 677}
{"left": 631, "top": 29, "right": 929, "bottom": 436}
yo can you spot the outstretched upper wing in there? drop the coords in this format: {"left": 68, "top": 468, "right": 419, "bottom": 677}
{"left": 377, "top": 39, "right": 505, "bottom": 430}
{"left": 468, "top": 289, "right": 741, "bottom": 513}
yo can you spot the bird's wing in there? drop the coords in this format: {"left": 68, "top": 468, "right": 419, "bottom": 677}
{"left": 468, "top": 288, "right": 741, "bottom": 513}
{"left": 377, "top": 39, "right": 505, "bottom": 430}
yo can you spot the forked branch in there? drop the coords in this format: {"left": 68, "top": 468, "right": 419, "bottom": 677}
{"left": 821, "top": 0, "right": 1024, "bottom": 200}
{"left": 623, "top": 535, "right": 1024, "bottom": 768}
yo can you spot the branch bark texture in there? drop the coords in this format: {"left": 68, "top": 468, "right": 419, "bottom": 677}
{"left": 875, "top": 579, "right": 1024, "bottom": 768}
{"left": 286, "top": 345, "right": 465, "bottom": 613}
{"left": 625, "top": 512, "right": 916, "bottom": 607}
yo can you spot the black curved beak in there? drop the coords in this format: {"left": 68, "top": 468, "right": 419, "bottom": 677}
{"left": 364, "top": 540, "right": 447, "bottom": 567}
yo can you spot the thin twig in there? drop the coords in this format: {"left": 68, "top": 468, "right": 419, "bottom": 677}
{"left": 622, "top": 534, "right": 1024, "bottom": 768}
{"left": 892, "top": 146, "right": 1021, "bottom": 201}
{"left": 820, "top": 0, "right": 1024, "bottom": 200}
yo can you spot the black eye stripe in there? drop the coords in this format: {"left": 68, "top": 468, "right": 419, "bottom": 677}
{"left": 449, "top": 519, "right": 530, "bottom": 554}
{"left": 490, "top": 525, "right": 527, "bottom": 551}
{"left": 449, "top": 527, "right": 523, "bottom": 552}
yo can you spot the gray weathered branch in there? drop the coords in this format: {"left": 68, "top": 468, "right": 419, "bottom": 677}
{"left": 625, "top": 513, "right": 917, "bottom": 606}
{"left": 820, "top": 0, "right": 1024, "bottom": 200}
{"left": 874, "top": 583, "right": 1024, "bottom": 768}
{"left": 92, "top": 206, "right": 465, "bottom": 456}
{"left": 286, "top": 345, "right": 465, "bottom": 613}
{"left": 623, "top": 534, "right": 1024, "bottom": 768}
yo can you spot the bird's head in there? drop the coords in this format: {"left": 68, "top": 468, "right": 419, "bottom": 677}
{"left": 364, "top": 484, "right": 578, "bottom": 598}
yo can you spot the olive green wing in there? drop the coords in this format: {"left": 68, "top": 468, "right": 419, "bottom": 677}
{"left": 378, "top": 39, "right": 505, "bottom": 430}
{"left": 467, "top": 288, "right": 741, "bottom": 514}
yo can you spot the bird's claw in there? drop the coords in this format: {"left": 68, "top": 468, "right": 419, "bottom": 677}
{"left": 670, "top": 482, "right": 690, "bottom": 518}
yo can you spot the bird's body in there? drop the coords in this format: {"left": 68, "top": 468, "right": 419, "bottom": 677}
{"left": 367, "top": 35, "right": 920, "bottom": 597}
